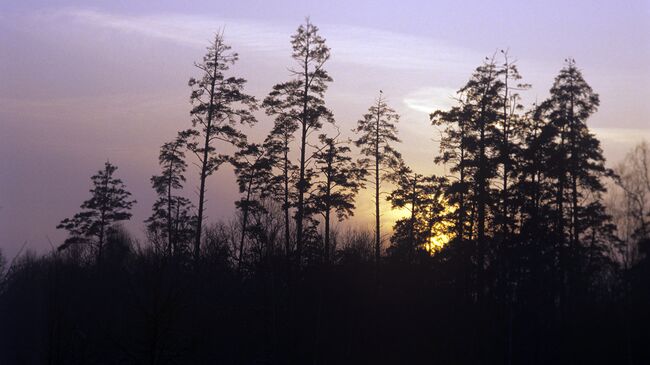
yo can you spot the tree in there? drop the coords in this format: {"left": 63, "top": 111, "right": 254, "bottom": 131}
{"left": 431, "top": 99, "right": 474, "bottom": 241}
{"left": 184, "top": 33, "right": 258, "bottom": 261}
{"left": 231, "top": 142, "right": 275, "bottom": 270}
{"left": 431, "top": 56, "right": 504, "bottom": 286}
{"left": 387, "top": 164, "right": 448, "bottom": 261}
{"left": 263, "top": 104, "right": 299, "bottom": 258}
{"left": 613, "top": 141, "right": 650, "bottom": 267}
{"left": 538, "top": 59, "right": 605, "bottom": 248}
{"left": 145, "top": 135, "right": 196, "bottom": 257}
{"left": 354, "top": 91, "right": 402, "bottom": 263}
{"left": 309, "top": 133, "right": 364, "bottom": 262}
{"left": 513, "top": 59, "right": 614, "bottom": 335}
{"left": 496, "top": 50, "right": 529, "bottom": 238}
{"left": 459, "top": 56, "right": 504, "bottom": 262}
{"left": 57, "top": 161, "right": 136, "bottom": 264}
{"left": 263, "top": 19, "right": 334, "bottom": 265}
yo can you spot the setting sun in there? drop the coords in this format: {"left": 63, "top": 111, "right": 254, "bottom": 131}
{"left": 388, "top": 196, "right": 456, "bottom": 254}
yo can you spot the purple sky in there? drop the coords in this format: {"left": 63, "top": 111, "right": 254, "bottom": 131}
{"left": 1, "top": 0, "right": 649, "bottom": 259}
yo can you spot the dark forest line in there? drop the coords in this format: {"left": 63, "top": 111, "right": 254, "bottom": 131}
{"left": 1, "top": 19, "right": 649, "bottom": 365}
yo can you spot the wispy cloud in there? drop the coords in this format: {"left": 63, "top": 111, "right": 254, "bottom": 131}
{"left": 57, "top": 9, "right": 289, "bottom": 51}
{"left": 402, "top": 87, "right": 457, "bottom": 114}
{"left": 326, "top": 26, "right": 478, "bottom": 71}
{"left": 53, "top": 9, "right": 479, "bottom": 71}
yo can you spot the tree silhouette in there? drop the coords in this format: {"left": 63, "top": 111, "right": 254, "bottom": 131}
{"left": 263, "top": 19, "right": 333, "bottom": 265}
{"left": 431, "top": 100, "right": 473, "bottom": 241}
{"left": 145, "top": 134, "right": 195, "bottom": 257}
{"left": 263, "top": 96, "right": 300, "bottom": 258}
{"left": 183, "top": 33, "right": 257, "bottom": 261}
{"left": 309, "top": 133, "right": 364, "bottom": 262}
{"left": 539, "top": 59, "right": 605, "bottom": 244}
{"left": 431, "top": 56, "right": 504, "bottom": 297}
{"left": 57, "top": 161, "right": 136, "bottom": 264}
{"left": 536, "top": 59, "right": 612, "bottom": 312}
{"left": 231, "top": 142, "right": 275, "bottom": 270}
{"left": 354, "top": 91, "right": 402, "bottom": 263}
{"left": 496, "top": 50, "right": 529, "bottom": 238}
{"left": 459, "top": 56, "right": 504, "bottom": 272}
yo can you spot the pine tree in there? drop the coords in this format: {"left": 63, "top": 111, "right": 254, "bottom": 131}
{"left": 431, "top": 100, "right": 474, "bottom": 241}
{"left": 57, "top": 161, "right": 136, "bottom": 263}
{"left": 231, "top": 142, "right": 275, "bottom": 270}
{"left": 354, "top": 91, "right": 402, "bottom": 263}
{"left": 432, "top": 56, "right": 504, "bottom": 268}
{"left": 184, "top": 33, "right": 257, "bottom": 261}
{"left": 263, "top": 95, "right": 299, "bottom": 258}
{"left": 263, "top": 19, "right": 333, "bottom": 265}
{"left": 309, "top": 133, "right": 364, "bottom": 262}
{"left": 497, "top": 50, "right": 529, "bottom": 238}
{"left": 539, "top": 59, "right": 604, "bottom": 245}
{"left": 145, "top": 134, "right": 195, "bottom": 257}
{"left": 460, "top": 57, "right": 504, "bottom": 257}
{"left": 537, "top": 59, "right": 612, "bottom": 308}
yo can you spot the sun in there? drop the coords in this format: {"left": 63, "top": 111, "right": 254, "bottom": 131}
{"left": 423, "top": 206, "right": 455, "bottom": 254}
{"left": 387, "top": 197, "right": 456, "bottom": 255}
{"left": 426, "top": 199, "right": 456, "bottom": 254}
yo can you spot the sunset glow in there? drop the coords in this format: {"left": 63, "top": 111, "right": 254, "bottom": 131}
{"left": 388, "top": 197, "right": 456, "bottom": 254}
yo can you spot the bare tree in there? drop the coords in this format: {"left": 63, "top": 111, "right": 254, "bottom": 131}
{"left": 613, "top": 140, "right": 650, "bottom": 266}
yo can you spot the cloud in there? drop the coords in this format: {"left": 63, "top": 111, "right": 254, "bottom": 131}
{"left": 326, "top": 26, "right": 478, "bottom": 71}
{"left": 58, "top": 9, "right": 288, "bottom": 51}
{"left": 402, "top": 87, "right": 457, "bottom": 114}
{"left": 591, "top": 127, "right": 650, "bottom": 146}
{"left": 54, "top": 9, "right": 479, "bottom": 71}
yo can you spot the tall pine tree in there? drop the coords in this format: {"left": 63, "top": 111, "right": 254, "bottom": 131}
{"left": 184, "top": 33, "right": 257, "bottom": 261}
{"left": 263, "top": 19, "right": 333, "bottom": 265}
{"left": 354, "top": 91, "right": 402, "bottom": 263}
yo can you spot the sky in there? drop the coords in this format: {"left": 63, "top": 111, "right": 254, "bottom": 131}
{"left": 1, "top": 0, "right": 649, "bottom": 260}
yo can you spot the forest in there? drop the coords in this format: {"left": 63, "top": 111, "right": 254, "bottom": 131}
{"left": 1, "top": 19, "right": 649, "bottom": 365}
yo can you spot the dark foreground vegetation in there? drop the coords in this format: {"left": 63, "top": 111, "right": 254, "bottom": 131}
{"left": 1, "top": 19, "right": 649, "bottom": 364}
{"left": 1, "top": 234, "right": 649, "bottom": 364}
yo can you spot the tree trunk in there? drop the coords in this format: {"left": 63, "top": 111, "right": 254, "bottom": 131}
{"left": 570, "top": 88, "right": 579, "bottom": 248}
{"left": 477, "top": 114, "right": 487, "bottom": 273}
{"left": 283, "top": 143, "right": 290, "bottom": 258}
{"left": 458, "top": 125, "right": 466, "bottom": 241}
{"left": 238, "top": 176, "right": 254, "bottom": 271}
{"left": 374, "top": 99, "right": 381, "bottom": 264}
{"left": 324, "top": 157, "right": 333, "bottom": 263}
{"left": 410, "top": 176, "right": 417, "bottom": 260}
{"left": 166, "top": 163, "right": 174, "bottom": 257}
{"left": 194, "top": 42, "right": 221, "bottom": 262}
{"left": 324, "top": 206, "right": 331, "bottom": 263}
{"left": 295, "top": 51, "right": 310, "bottom": 266}
{"left": 502, "top": 60, "right": 510, "bottom": 238}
